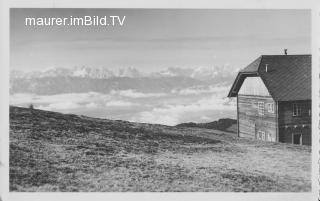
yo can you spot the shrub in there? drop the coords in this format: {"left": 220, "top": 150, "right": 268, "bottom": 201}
{"left": 29, "top": 104, "right": 34, "bottom": 110}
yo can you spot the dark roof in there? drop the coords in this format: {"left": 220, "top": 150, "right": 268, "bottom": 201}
{"left": 227, "top": 55, "right": 311, "bottom": 101}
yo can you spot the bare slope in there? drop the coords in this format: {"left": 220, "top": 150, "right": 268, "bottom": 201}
{"left": 9, "top": 106, "right": 311, "bottom": 192}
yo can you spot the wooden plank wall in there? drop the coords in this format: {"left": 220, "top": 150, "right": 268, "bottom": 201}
{"left": 278, "top": 100, "right": 311, "bottom": 145}
{"left": 279, "top": 127, "right": 311, "bottom": 145}
{"left": 238, "top": 95, "right": 277, "bottom": 141}
{"left": 278, "top": 101, "right": 311, "bottom": 125}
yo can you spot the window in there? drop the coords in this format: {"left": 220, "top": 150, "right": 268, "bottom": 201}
{"left": 258, "top": 102, "right": 264, "bottom": 116}
{"left": 257, "top": 131, "right": 261, "bottom": 140}
{"left": 267, "top": 103, "right": 274, "bottom": 113}
{"left": 266, "top": 132, "right": 275, "bottom": 142}
{"left": 257, "top": 130, "right": 265, "bottom": 141}
{"left": 293, "top": 103, "right": 302, "bottom": 116}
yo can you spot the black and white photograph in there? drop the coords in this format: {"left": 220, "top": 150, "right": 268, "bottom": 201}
{"left": 4, "top": 5, "right": 317, "bottom": 197}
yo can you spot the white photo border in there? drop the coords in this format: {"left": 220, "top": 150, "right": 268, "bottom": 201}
{"left": 1, "top": 1, "right": 319, "bottom": 201}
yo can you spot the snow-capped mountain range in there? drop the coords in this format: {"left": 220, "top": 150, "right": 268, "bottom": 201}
{"left": 10, "top": 66, "right": 236, "bottom": 95}
{"left": 11, "top": 66, "right": 237, "bottom": 81}
{"left": 11, "top": 66, "right": 143, "bottom": 80}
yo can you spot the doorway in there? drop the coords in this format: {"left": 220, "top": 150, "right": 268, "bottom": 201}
{"left": 292, "top": 133, "right": 302, "bottom": 145}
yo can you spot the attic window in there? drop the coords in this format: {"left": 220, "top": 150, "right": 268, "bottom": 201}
{"left": 267, "top": 103, "right": 274, "bottom": 113}
{"left": 293, "top": 103, "right": 302, "bottom": 116}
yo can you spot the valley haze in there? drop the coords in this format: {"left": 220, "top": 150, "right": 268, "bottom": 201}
{"left": 10, "top": 66, "right": 236, "bottom": 125}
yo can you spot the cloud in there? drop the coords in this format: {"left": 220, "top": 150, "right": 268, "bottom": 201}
{"left": 10, "top": 92, "right": 110, "bottom": 111}
{"left": 132, "top": 111, "right": 180, "bottom": 126}
{"left": 37, "top": 102, "right": 81, "bottom": 111}
{"left": 105, "top": 100, "right": 136, "bottom": 107}
{"left": 10, "top": 92, "right": 139, "bottom": 111}
{"left": 172, "top": 85, "right": 229, "bottom": 95}
{"left": 132, "top": 94, "right": 236, "bottom": 126}
{"left": 85, "top": 102, "right": 99, "bottom": 109}
{"left": 10, "top": 85, "right": 236, "bottom": 125}
{"left": 10, "top": 92, "right": 111, "bottom": 106}
{"left": 200, "top": 115, "right": 211, "bottom": 121}
{"left": 110, "top": 89, "right": 166, "bottom": 98}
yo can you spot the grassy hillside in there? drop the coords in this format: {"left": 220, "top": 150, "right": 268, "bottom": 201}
{"left": 9, "top": 106, "right": 311, "bottom": 192}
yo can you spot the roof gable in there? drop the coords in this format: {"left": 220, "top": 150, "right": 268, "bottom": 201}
{"left": 228, "top": 55, "right": 311, "bottom": 101}
{"left": 239, "top": 77, "right": 271, "bottom": 96}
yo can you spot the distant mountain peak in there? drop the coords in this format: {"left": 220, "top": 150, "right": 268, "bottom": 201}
{"left": 117, "top": 67, "right": 143, "bottom": 77}
{"left": 11, "top": 65, "right": 236, "bottom": 80}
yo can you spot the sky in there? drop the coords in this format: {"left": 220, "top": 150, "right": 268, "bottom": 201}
{"left": 10, "top": 9, "right": 311, "bottom": 72}
{"left": 9, "top": 9, "right": 311, "bottom": 125}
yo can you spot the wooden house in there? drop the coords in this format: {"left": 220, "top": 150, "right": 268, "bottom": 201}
{"left": 227, "top": 54, "right": 311, "bottom": 145}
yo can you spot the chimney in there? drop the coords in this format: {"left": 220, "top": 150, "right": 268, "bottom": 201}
{"left": 284, "top": 49, "right": 288, "bottom": 55}
{"left": 265, "top": 64, "right": 268, "bottom": 72}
